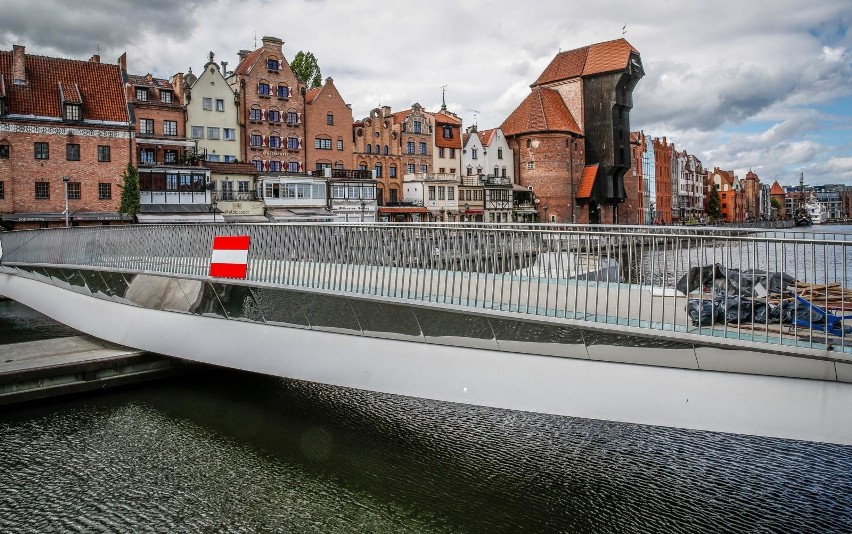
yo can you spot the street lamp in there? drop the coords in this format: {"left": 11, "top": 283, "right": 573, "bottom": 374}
{"left": 360, "top": 199, "right": 366, "bottom": 222}
{"left": 62, "top": 176, "right": 70, "bottom": 228}
{"left": 464, "top": 202, "right": 470, "bottom": 222}
{"left": 543, "top": 204, "right": 549, "bottom": 223}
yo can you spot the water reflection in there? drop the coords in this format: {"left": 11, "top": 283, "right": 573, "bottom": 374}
{"left": 1, "top": 371, "right": 850, "bottom": 533}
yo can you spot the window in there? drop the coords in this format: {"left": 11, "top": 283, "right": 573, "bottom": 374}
{"left": 413, "top": 121, "right": 422, "bottom": 133}
{"left": 332, "top": 185, "right": 345, "bottom": 199}
{"left": 268, "top": 109, "right": 281, "bottom": 122}
{"left": 286, "top": 111, "right": 299, "bottom": 124}
{"left": 207, "top": 127, "right": 220, "bottom": 140}
{"left": 238, "top": 181, "right": 249, "bottom": 193}
{"left": 267, "top": 58, "right": 279, "bottom": 71}
{"left": 64, "top": 104, "right": 81, "bottom": 121}
{"left": 216, "top": 99, "right": 225, "bottom": 112}
{"left": 0, "top": 145, "right": 8, "bottom": 158}
{"left": 449, "top": 148, "right": 455, "bottom": 158}
{"left": 359, "top": 163, "right": 368, "bottom": 171}
{"left": 374, "top": 145, "right": 380, "bottom": 155}
{"left": 383, "top": 145, "right": 388, "bottom": 155}
{"left": 66, "top": 143, "right": 80, "bottom": 161}
{"left": 140, "top": 149, "right": 155, "bottom": 163}
{"left": 407, "top": 141, "right": 415, "bottom": 154}
{"left": 277, "top": 85, "right": 289, "bottom": 98}
{"left": 258, "top": 82, "right": 270, "bottom": 96}
{"left": 443, "top": 126, "right": 453, "bottom": 139}
{"left": 337, "top": 139, "right": 344, "bottom": 151}
{"left": 526, "top": 139, "right": 531, "bottom": 148}
{"left": 406, "top": 163, "right": 415, "bottom": 174}
{"left": 471, "top": 148, "right": 478, "bottom": 160}
{"left": 139, "top": 119, "right": 154, "bottom": 135}
{"left": 203, "top": 97, "right": 212, "bottom": 111}
{"left": 498, "top": 148, "right": 503, "bottom": 160}
{"left": 164, "top": 150, "right": 177, "bottom": 163}
{"left": 375, "top": 163, "right": 382, "bottom": 178}
{"left": 527, "top": 161, "right": 534, "bottom": 170}
{"left": 420, "top": 164, "right": 428, "bottom": 173}
{"left": 390, "top": 165, "right": 397, "bottom": 178}
{"left": 439, "top": 147, "right": 445, "bottom": 158}
{"left": 269, "top": 135, "right": 281, "bottom": 148}
{"left": 438, "top": 186, "right": 445, "bottom": 200}
{"left": 250, "top": 134, "right": 263, "bottom": 147}
{"left": 250, "top": 107, "right": 263, "bottom": 121}
{"left": 224, "top": 128, "right": 236, "bottom": 141}
{"left": 389, "top": 189, "right": 398, "bottom": 203}
{"left": 326, "top": 113, "right": 334, "bottom": 125}
{"left": 253, "top": 159, "right": 262, "bottom": 172}
{"left": 419, "top": 142, "right": 427, "bottom": 155}
{"left": 67, "top": 182, "right": 81, "bottom": 200}
{"left": 494, "top": 166, "right": 499, "bottom": 176}
{"left": 287, "top": 137, "right": 299, "bottom": 150}
{"left": 315, "top": 138, "right": 332, "bottom": 150}
{"left": 269, "top": 160, "right": 281, "bottom": 172}
{"left": 166, "top": 174, "right": 178, "bottom": 191}
{"left": 448, "top": 187, "right": 454, "bottom": 200}
{"left": 164, "top": 120, "right": 177, "bottom": 136}
{"left": 467, "top": 167, "right": 473, "bottom": 176}
{"left": 0, "top": 181, "right": 4, "bottom": 199}
{"left": 348, "top": 186, "right": 361, "bottom": 199}
{"left": 428, "top": 186, "right": 436, "bottom": 200}
{"left": 439, "top": 167, "right": 446, "bottom": 174}
{"left": 207, "top": 154, "right": 221, "bottom": 162}
{"left": 161, "top": 90, "right": 172, "bottom": 103}
{"left": 191, "top": 125, "right": 204, "bottom": 139}
{"left": 224, "top": 155, "right": 237, "bottom": 163}
{"left": 366, "top": 143, "right": 371, "bottom": 154}
{"left": 287, "top": 161, "right": 299, "bottom": 172}
{"left": 135, "top": 87, "right": 147, "bottom": 101}
{"left": 35, "top": 182, "right": 50, "bottom": 199}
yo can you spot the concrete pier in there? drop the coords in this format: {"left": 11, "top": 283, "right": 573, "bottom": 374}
{"left": 0, "top": 336, "right": 189, "bottom": 405}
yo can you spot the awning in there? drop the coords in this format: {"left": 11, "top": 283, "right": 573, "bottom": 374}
{"left": 136, "top": 213, "right": 216, "bottom": 223}
{"left": 266, "top": 208, "right": 336, "bottom": 222}
{"left": 513, "top": 208, "right": 538, "bottom": 214}
{"left": 72, "top": 212, "right": 132, "bottom": 222}
{"left": 378, "top": 206, "right": 430, "bottom": 214}
{"left": 512, "top": 183, "right": 532, "bottom": 192}
{"left": 1, "top": 212, "right": 65, "bottom": 222}
{"left": 464, "top": 209, "right": 484, "bottom": 214}
{"left": 222, "top": 215, "right": 269, "bottom": 223}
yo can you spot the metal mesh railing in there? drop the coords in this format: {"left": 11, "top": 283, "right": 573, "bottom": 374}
{"left": 2, "top": 223, "right": 852, "bottom": 353}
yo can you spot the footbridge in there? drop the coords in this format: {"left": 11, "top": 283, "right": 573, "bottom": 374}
{"left": 1, "top": 223, "right": 851, "bottom": 445}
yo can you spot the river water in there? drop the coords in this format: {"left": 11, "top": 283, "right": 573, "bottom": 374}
{"left": 2, "top": 228, "right": 852, "bottom": 532}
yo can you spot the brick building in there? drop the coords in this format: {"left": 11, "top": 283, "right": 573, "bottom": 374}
{"left": 652, "top": 137, "right": 673, "bottom": 224}
{"left": 304, "top": 77, "right": 353, "bottom": 173}
{"left": 769, "top": 180, "right": 786, "bottom": 219}
{"left": 501, "top": 38, "right": 644, "bottom": 224}
{"left": 708, "top": 167, "right": 745, "bottom": 222}
{"left": 230, "top": 36, "right": 305, "bottom": 174}
{"left": 743, "top": 169, "right": 761, "bottom": 221}
{"left": 0, "top": 45, "right": 133, "bottom": 229}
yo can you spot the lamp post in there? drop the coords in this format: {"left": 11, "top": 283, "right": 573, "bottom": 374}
{"left": 543, "top": 204, "right": 549, "bottom": 223}
{"left": 360, "top": 200, "right": 366, "bottom": 222}
{"left": 464, "top": 202, "right": 470, "bottom": 222}
{"left": 62, "top": 176, "right": 70, "bottom": 228}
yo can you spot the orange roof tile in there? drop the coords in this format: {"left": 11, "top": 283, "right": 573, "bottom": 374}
{"left": 205, "top": 162, "right": 259, "bottom": 175}
{"left": 477, "top": 128, "right": 496, "bottom": 146}
{"left": 234, "top": 48, "right": 264, "bottom": 76}
{"left": 770, "top": 181, "right": 785, "bottom": 195}
{"left": 305, "top": 86, "right": 321, "bottom": 104}
{"left": 0, "top": 50, "right": 129, "bottom": 123}
{"left": 534, "top": 38, "right": 638, "bottom": 86}
{"left": 435, "top": 111, "right": 461, "bottom": 125}
{"left": 500, "top": 86, "right": 581, "bottom": 136}
{"left": 576, "top": 164, "right": 599, "bottom": 199}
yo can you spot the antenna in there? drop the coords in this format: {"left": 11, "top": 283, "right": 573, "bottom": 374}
{"left": 253, "top": 31, "right": 257, "bottom": 48}
{"left": 466, "top": 108, "right": 480, "bottom": 127}
{"left": 622, "top": 23, "right": 627, "bottom": 36}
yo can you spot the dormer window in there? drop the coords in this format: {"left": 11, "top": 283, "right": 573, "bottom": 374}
{"left": 442, "top": 126, "right": 452, "bottom": 139}
{"left": 267, "top": 58, "right": 279, "bottom": 71}
{"left": 64, "top": 104, "right": 81, "bottom": 121}
{"left": 160, "top": 90, "right": 172, "bottom": 103}
{"left": 135, "top": 87, "right": 148, "bottom": 101}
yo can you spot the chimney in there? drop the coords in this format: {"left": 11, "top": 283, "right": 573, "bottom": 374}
{"left": 237, "top": 49, "right": 250, "bottom": 62}
{"left": 12, "top": 45, "right": 26, "bottom": 85}
{"left": 220, "top": 60, "right": 228, "bottom": 74}
{"left": 382, "top": 105, "right": 391, "bottom": 117}
{"left": 261, "top": 36, "right": 283, "bottom": 52}
{"left": 171, "top": 72, "right": 185, "bottom": 102}
{"left": 117, "top": 52, "right": 127, "bottom": 72}
{"left": 89, "top": 54, "right": 100, "bottom": 64}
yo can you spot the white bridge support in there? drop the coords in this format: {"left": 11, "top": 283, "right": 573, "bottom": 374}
{"left": 3, "top": 272, "right": 851, "bottom": 446}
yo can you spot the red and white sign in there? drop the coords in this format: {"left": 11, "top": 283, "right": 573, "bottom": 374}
{"left": 209, "top": 235, "right": 250, "bottom": 279}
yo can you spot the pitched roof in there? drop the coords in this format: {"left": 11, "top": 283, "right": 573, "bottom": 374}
{"left": 770, "top": 181, "right": 785, "bottom": 195}
{"left": 305, "top": 86, "right": 322, "bottom": 104}
{"left": 234, "top": 48, "right": 264, "bottom": 76}
{"left": 576, "top": 164, "right": 599, "bottom": 199}
{"left": 435, "top": 111, "right": 461, "bottom": 125}
{"left": 477, "top": 128, "right": 496, "bottom": 146}
{"left": 534, "top": 38, "right": 638, "bottom": 86}
{"left": 500, "top": 86, "right": 581, "bottom": 136}
{"left": 205, "top": 162, "right": 259, "bottom": 175}
{"left": 0, "top": 50, "right": 129, "bottom": 123}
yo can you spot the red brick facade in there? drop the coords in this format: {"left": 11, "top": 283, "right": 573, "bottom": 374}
{"left": 653, "top": 137, "right": 673, "bottom": 224}
{"left": 127, "top": 73, "right": 189, "bottom": 166}
{"left": 304, "top": 77, "right": 353, "bottom": 172}
{"left": 233, "top": 36, "right": 305, "bottom": 173}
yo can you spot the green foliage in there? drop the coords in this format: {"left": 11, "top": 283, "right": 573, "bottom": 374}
{"left": 118, "top": 163, "right": 141, "bottom": 220}
{"left": 291, "top": 51, "right": 323, "bottom": 89}
{"left": 707, "top": 183, "right": 722, "bottom": 221}
{"left": 770, "top": 197, "right": 781, "bottom": 211}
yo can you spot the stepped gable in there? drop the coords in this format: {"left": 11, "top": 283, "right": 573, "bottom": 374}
{"left": 501, "top": 86, "right": 581, "bottom": 136}
{"left": 533, "top": 38, "right": 639, "bottom": 86}
{"left": 0, "top": 50, "right": 128, "bottom": 122}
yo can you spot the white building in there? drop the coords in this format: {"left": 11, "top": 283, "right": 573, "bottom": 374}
{"left": 259, "top": 173, "right": 334, "bottom": 222}
{"left": 462, "top": 127, "right": 515, "bottom": 222}
{"left": 402, "top": 173, "right": 459, "bottom": 221}
{"left": 185, "top": 52, "right": 240, "bottom": 163}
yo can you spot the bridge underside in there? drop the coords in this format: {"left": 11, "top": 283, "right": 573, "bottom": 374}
{"left": 2, "top": 267, "right": 851, "bottom": 445}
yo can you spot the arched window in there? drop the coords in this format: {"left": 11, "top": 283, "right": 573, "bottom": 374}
{"left": 277, "top": 84, "right": 289, "bottom": 98}
{"left": 267, "top": 57, "right": 280, "bottom": 71}
{"left": 366, "top": 143, "right": 372, "bottom": 154}
{"left": 267, "top": 108, "right": 281, "bottom": 123}
{"left": 375, "top": 163, "right": 383, "bottom": 178}
{"left": 250, "top": 106, "right": 262, "bottom": 121}
{"left": 389, "top": 165, "right": 397, "bottom": 178}
{"left": 374, "top": 145, "right": 380, "bottom": 155}
{"left": 383, "top": 145, "right": 389, "bottom": 155}
{"left": 258, "top": 80, "right": 270, "bottom": 96}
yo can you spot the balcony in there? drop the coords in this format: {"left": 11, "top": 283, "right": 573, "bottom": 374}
{"left": 212, "top": 191, "right": 259, "bottom": 202}
{"left": 402, "top": 172, "right": 459, "bottom": 183}
{"left": 311, "top": 169, "right": 374, "bottom": 180}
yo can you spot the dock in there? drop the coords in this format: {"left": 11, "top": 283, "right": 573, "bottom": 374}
{"left": 0, "top": 336, "right": 189, "bottom": 405}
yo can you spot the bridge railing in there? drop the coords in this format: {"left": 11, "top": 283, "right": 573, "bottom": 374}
{"left": 2, "top": 223, "right": 852, "bottom": 354}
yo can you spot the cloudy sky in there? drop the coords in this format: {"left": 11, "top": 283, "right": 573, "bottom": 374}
{"left": 2, "top": 0, "right": 850, "bottom": 186}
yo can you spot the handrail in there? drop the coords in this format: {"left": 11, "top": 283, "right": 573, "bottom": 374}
{"left": 2, "top": 223, "right": 851, "bottom": 354}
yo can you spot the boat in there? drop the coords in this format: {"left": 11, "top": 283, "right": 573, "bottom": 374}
{"left": 804, "top": 195, "right": 827, "bottom": 224}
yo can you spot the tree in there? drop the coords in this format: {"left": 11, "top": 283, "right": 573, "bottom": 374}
{"left": 707, "top": 183, "right": 722, "bottom": 221}
{"left": 770, "top": 197, "right": 781, "bottom": 219}
{"left": 119, "top": 163, "right": 141, "bottom": 221}
{"left": 291, "top": 51, "right": 322, "bottom": 89}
